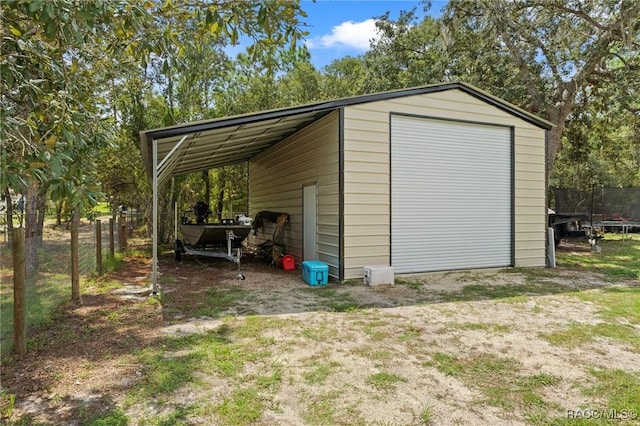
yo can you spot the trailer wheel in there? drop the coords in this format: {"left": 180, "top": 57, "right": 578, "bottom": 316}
{"left": 174, "top": 239, "right": 184, "bottom": 261}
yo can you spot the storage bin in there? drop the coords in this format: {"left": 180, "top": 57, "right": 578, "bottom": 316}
{"left": 302, "top": 260, "right": 328, "bottom": 286}
{"left": 363, "top": 265, "right": 394, "bottom": 287}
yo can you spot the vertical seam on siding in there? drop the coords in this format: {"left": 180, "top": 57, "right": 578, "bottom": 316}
{"left": 389, "top": 112, "right": 393, "bottom": 268}
{"left": 339, "top": 107, "right": 345, "bottom": 282}
{"left": 511, "top": 126, "right": 516, "bottom": 266}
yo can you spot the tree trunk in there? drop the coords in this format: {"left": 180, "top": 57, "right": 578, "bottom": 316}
{"left": 24, "top": 181, "right": 40, "bottom": 275}
{"left": 203, "top": 170, "right": 211, "bottom": 209}
{"left": 71, "top": 208, "right": 80, "bottom": 301}
{"left": 544, "top": 104, "right": 569, "bottom": 185}
{"left": 4, "top": 188, "right": 14, "bottom": 246}
{"left": 36, "top": 186, "right": 47, "bottom": 244}
{"left": 55, "top": 200, "right": 63, "bottom": 226}
{"left": 157, "top": 180, "right": 176, "bottom": 244}
{"left": 216, "top": 167, "right": 226, "bottom": 222}
{"left": 546, "top": 124, "right": 565, "bottom": 184}
{"left": 164, "top": 178, "right": 175, "bottom": 243}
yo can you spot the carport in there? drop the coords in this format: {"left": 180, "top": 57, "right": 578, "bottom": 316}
{"left": 140, "top": 102, "right": 344, "bottom": 293}
{"left": 140, "top": 81, "right": 552, "bottom": 293}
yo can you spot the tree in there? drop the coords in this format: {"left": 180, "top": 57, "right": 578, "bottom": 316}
{"left": 361, "top": 1, "right": 639, "bottom": 184}
{"left": 1, "top": 0, "right": 140, "bottom": 270}
{"left": 443, "top": 0, "right": 640, "bottom": 179}
{"left": 320, "top": 56, "right": 369, "bottom": 99}
{"left": 2, "top": 0, "right": 309, "bottom": 262}
{"left": 552, "top": 77, "right": 640, "bottom": 189}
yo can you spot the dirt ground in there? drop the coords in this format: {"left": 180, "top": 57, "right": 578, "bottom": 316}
{"left": 1, "top": 245, "right": 639, "bottom": 425}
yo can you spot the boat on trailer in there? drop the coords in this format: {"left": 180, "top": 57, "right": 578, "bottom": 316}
{"left": 174, "top": 202, "right": 251, "bottom": 280}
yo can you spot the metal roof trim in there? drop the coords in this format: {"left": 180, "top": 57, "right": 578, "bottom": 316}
{"left": 141, "top": 81, "right": 551, "bottom": 142}
{"left": 139, "top": 81, "right": 552, "bottom": 179}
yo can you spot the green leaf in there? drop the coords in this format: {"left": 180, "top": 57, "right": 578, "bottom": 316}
{"left": 28, "top": 0, "right": 45, "bottom": 13}
{"left": 257, "top": 6, "right": 266, "bottom": 26}
{"left": 209, "top": 21, "right": 220, "bottom": 36}
{"left": 45, "top": 21, "right": 57, "bottom": 39}
{"left": 45, "top": 135, "right": 58, "bottom": 149}
{"left": 9, "top": 26, "right": 21, "bottom": 37}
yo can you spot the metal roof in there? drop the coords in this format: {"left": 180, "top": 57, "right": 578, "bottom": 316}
{"left": 139, "top": 81, "right": 552, "bottom": 185}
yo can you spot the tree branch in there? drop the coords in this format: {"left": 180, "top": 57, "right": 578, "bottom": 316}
{"left": 502, "top": 36, "right": 544, "bottom": 110}
{"left": 547, "top": 4, "right": 609, "bottom": 31}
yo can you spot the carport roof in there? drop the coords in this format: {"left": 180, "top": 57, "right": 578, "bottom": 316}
{"left": 139, "top": 81, "right": 552, "bottom": 185}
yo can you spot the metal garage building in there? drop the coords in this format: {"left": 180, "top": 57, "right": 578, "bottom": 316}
{"left": 140, "top": 81, "right": 552, "bottom": 288}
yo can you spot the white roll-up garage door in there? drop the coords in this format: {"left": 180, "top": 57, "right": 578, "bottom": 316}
{"left": 391, "top": 115, "right": 512, "bottom": 273}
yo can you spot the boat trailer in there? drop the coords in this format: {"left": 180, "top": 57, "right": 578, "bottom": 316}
{"left": 174, "top": 202, "right": 251, "bottom": 280}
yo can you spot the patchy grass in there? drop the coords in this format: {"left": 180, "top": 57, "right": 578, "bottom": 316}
{"left": 301, "top": 390, "right": 352, "bottom": 426}
{"left": 326, "top": 295, "right": 362, "bottom": 312}
{"left": 298, "top": 322, "right": 340, "bottom": 343}
{"left": 303, "top": 361, "right": 341, "bottom": 385}
{"left": 164, "top": 286, "right": 251, "bottom": 318}
{"left": 425, "top": 352, "right": 561, "bottom": 421}
{"left": 366, "top": 371, "right": 407, "bottom": 391}
{"left": 1, "top": 272, "right": 80, "bottom": 355}
{"left": 439, "top": 282, "right": 573, "bottom": 302}
{"left": 126, "top": 327, "right": 252, "bottom": 405}
{"left": 556, "top": 239, "right": 640, "bottom": 280}
{"left": 121, "top": 322, "right": 278, "bottom": 423}
{"left": 398, "top": 324, "right": 422, "bottom": 341}
{"left": 232, "top": 315, "right": 293, "bottom": 341}
{"left": 575, "top": 286, "right": 640, "bottom": 324}
{"left": 304, "top": 286, "right": 363, "bottom": 312}
{"left": 503, "top": 266, "right": 560, "bottom": 283}
{"left": 395, "top": 278, "right": 424, "bottom": 290}
{"left": 86, "top": 408, "right": 129, "bottom": 426}
{"left": 97, "top": 251, "right": 126, "bottom": 276}
{"left": 213, "top": 387, "right": 263, "bottom": 426}
{"left": 542, "top": 286, "right": 640, "bottom": 352}
{"left": 541, "top": 321, "right": 640, "bottom": 352}
{"left": 255, "top": 368, "right": 283, "bottom": 392}
{"left": 449, "top": 322, "right": 512, "bottom": 334}
{"left": 5, "top": 235, "right": 640, "bottom": 425}
{"left": 585, "top": 369, "right": 640, "bottom": 421}
{"left": 418, "top": 406, "right": 434, "bottom": 425}
{"left": 126, "top": 347, "right": 203, "bottom": 404}
{"left": 550, "top": 368, "right": 640, "bottom": 425}
{"left": 90, "top": 279, "right": 124, "bottom": 295}
{"left": 351, "top": 346, "right": 395, "bottom": 363}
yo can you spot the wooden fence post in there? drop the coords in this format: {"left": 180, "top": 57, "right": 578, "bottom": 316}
{"left": 109, "top": 217, "right": 115, "bottom": 259}
{"left": 71, "top": 209, "right": 80, "bottom": 301}
{"left": 95, "top": 219, "right": 102, "bottom": 275}
{"left": 119, "top": 214, "right": 127, "bottom": 251}
{"left": 12, "top": 228, "right": 26, "bottom": 355}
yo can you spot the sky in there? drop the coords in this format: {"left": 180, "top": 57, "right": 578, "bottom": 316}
{"left": 300, "top": 0, "right": 448, "bottom": 69}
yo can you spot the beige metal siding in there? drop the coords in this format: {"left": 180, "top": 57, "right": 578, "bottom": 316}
{"left": 249, "top": 111, "right": 340, "bottom": 277}
{"left": 343, "top": 89, "right": 546, "bottom": 279}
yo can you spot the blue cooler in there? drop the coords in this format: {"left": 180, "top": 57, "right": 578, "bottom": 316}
{"left": 302, "top": 260, "right": 329, "bottom": 286}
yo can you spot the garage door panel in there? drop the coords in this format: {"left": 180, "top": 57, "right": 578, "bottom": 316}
{"left": 391, "top": 115, "right": 512, "bottom": 273}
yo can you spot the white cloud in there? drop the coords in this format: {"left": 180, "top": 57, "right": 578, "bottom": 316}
{"left": 306, "top": 19, "right": 380, "bottom": 51}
